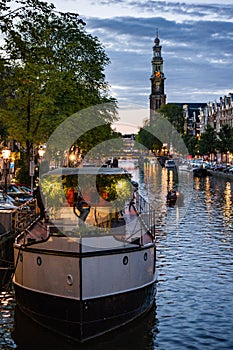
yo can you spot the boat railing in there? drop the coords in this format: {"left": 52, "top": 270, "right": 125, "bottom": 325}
{"left": 121, "top": 192, "right": 157, "bottom": 245}
{"left": 12, "top": 199, "right": 38, "bottom": 234}
{"left": 123, "top": 209, "right": 156, "bottom": 246}
{"left": 135, "top": 193, "right": 157, "bottom": 231}
{"left": 99, "top": 192, "right": 156, "bottom": 246}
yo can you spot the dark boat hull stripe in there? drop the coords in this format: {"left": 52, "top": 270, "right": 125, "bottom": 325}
{"left": 14, "top": 242, "right": 155, "bottom": 258}
{"left": 14, "top": 282, "right": 156, "bottom": 342}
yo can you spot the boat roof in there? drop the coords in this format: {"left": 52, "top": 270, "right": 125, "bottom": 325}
{"left": 43, "top": 166, "right": 130, "bottom": 177}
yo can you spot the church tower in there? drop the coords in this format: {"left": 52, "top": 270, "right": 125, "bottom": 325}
{"left": 149, "top": 30, "right": 166, "bottom": 125}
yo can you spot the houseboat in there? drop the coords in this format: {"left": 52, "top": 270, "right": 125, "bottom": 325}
{"left": 13, "top": 166, "right": 157, "bottom": 342}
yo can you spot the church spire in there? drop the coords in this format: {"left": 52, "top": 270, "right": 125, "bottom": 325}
{"left": 154, "top": 28, "right": 160, "bottom": 46}
{"left": 149, "top": 31, "right": 166, "bottom": 125}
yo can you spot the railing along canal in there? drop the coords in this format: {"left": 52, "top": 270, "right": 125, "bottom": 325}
{"left": 0, "top": 199, "right": 38, "bottom": 287}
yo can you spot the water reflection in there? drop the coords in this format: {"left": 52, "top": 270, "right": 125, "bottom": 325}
{"left": 223, "top": 182, "right": 232, "bottom": 229}
{"left": 0, "top": 289, "right": 15, "bottom": 349}
{"left": 138, "top": 163, "right": 193, "bottom": 233}
{"left": 12, "top": 304, "right": 158, "bottom": 350}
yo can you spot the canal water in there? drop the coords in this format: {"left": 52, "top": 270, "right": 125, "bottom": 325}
{"left": 1, "top": 162, "right": 233, "bottom": 349}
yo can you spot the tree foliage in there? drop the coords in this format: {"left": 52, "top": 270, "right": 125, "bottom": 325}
{"left": 0, "top": 0, "right": 117, "bottom": 160}
{"left": 136, "top": 126, "right": 163, "bottom": 154}
{"left": 0, "top": 117, "right": 8, "bottom": 144}
{"left": 197, "top": 125, "right": 217, "bottom": 158}
{"left": 216, "top": 124, "right": 233, "bottom": 160}
{"left": 182, "top": 134, "right": 198, "bottom": 157}
{"left": 158, "top": 103, "right": 184, "bottom": 134}
{"left": 73, "top": 124, "right": 121, "bottom": 158}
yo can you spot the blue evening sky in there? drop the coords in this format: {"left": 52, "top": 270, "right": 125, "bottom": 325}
{"left": 26, "top": 1, "right": 233, "bottom": 131}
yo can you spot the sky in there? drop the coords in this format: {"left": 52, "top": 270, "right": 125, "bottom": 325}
{"left": 15, "top": 0, "right": 233, "bottom": 132}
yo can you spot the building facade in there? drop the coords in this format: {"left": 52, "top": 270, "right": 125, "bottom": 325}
{"left": 177, "top": 94, "right": 233, "bottom": 137}
{"left": 202, "top": 93, "right": 233, "bottom": 133}
{"left": 149, "top": 30, "right": 166, "bottom": 125}
{"left": 182, "top": 103, "right": 207, "bottom": 137}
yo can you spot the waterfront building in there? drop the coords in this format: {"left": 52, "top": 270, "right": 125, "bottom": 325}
{"left": 149, "top": 30, "right": 166, "bottom": 125}
{"left": 177, "top": 94, "right": 233, "bottom": 137}
{"left": 171, "top": 102, "right": 207, "bottom": 137}
{"left": 220, "top": 94, "right": 233, "bottom": 128}
{"left": 183, "top": 103, "right": 207, "bottom": 137}
{"left": 204, "top": 93, "right": 233, "bottom": 132}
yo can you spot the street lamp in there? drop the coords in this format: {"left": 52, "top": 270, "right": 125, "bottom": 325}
{"left": 38, "top": 146, "right": 46, "bottom": 159}
{"left": 2, "top": 149, "right": 11, "bottom": 195}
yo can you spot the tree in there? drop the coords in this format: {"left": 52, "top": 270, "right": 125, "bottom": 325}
{"left": 153, "top": 104, "right": 185, "bottom": 155}
{"left": 182, "top": 134, "right": 198, "bottom": 158}
{"left": 216, "top": 124, "right": 233, "bottom": 162}
{"left": 158, "top": 104, "right": 184, "bottom": 134}
{"left": 197, "top": 125, "right": 217, "bottom": 160}
{"left": 72, "top": 124, "right": 122, "bottom": 161}
{"left": 0, "top": 0, "right": 117, "bottom": 171}
{"left": 136, "top": 126, "right": 163, "bottom": 155}
{"left": 0, "top": 118, "right": 8, "bottom": 145}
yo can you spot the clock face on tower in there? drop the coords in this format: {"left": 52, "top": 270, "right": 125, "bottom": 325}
{"left": 155, "top": 82, "right": 160, "bottom": 91}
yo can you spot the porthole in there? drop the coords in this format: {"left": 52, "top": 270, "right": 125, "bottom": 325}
{"left": 123, "top": 256, "right": 128, "bottom": 265}
{"left": 37, "top": 256, "right": 42, "bottom": 266}
{"left": 144, "top": 252, "right": 148, "bottom": 261}
{"left": 67, "top": 274, "right": 73, "bottom": 286}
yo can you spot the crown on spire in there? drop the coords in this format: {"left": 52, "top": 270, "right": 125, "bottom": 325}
{"left": 154, "top": 28, "right": 160, "bottom": 45}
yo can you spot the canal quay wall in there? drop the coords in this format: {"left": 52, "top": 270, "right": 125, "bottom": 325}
{"left": 0, "top": 200, "right": 38, "bottom": 288}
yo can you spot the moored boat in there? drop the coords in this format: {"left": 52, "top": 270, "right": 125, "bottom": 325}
{"left": 192, "top": 166, "right": 210, "bottom": 177}
{"left": 13, "top": 166, "right": 157, "bottom": 342}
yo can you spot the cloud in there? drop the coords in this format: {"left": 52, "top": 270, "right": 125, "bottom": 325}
{"left": 85, "top": 14, "right": 232, "bottom": 107}
{"left": 52, "top": 0, "right": 233, "bottom": 128}
{"left": 93, "top": 0, "right": 233, "bottom": 23}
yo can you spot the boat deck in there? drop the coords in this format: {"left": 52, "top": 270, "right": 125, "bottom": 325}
{"left": 16, "top": 201, "right": 154, "bottom": 248}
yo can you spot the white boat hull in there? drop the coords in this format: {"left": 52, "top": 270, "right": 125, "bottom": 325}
{"left": 13, "top": 236, "right": 156, "bottom": 342}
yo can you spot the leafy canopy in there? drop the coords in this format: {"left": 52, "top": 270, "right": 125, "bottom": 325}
{"left": 197, "top": 125, "right": 217, "bottom": 157}
{"left": 0, "top": 0, "right": 117, "bottom": 152}
{"left": 216, "top": 124, "right": 233, "bottom": 156}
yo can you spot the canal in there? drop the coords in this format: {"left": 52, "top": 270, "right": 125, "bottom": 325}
{"left": 1, "top": 163, "right": 233, "bottom": 349}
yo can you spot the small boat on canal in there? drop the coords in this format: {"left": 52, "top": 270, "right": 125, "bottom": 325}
{"left": 166, "top": 189, "right": 184, "bottom": 207}
{"left": 13, "top": 166, "right": 157, "bottom": 343}
{"left": 166, "top": 189, "right": 177, "bottom": 206}
{"left": 192, "top": 166, "right": 210, "bottom": 177}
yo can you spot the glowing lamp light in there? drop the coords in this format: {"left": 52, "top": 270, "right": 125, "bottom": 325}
{"left": 38, "top": 147, "right": 45, "bottom": 158}
{"left": 2, "top": 149, "right": 11, "bottom": 160}
{"left": 69, "top": 153, "right": 76, "bottom": 162}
